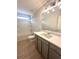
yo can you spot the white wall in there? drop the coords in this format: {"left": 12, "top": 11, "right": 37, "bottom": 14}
{"left": 33, "top": 8, "right": 43, "bottom": 31}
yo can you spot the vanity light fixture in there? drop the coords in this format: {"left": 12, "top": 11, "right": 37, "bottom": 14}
{"left": 41, "top": 0, "right": 61, "bottom": 14}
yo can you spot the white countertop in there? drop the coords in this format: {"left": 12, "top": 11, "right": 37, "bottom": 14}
{"left": 34, "top": 31, "right": 61, "bottom": 48}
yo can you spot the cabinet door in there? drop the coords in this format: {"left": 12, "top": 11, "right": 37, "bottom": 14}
{"left": 49, "top": 48, "right": 61, "bottom": 59}
{"left": 37, "top": 37, "right": 42, "bottom": 53}
{"left": 41, "top": 39, "right": 49, "bottom": 59}
{"left": 35, "top": 35, "right": 38, "bottom": 48}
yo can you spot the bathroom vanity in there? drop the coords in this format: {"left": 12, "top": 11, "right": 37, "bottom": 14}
{"left": 34, "top": 31, "right": 61, "bottom": 59}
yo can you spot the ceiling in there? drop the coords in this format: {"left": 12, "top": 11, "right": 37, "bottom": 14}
{"left": 17, "top": 0, "right": 54, "bottom": 14}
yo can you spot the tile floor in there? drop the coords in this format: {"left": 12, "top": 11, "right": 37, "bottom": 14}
{"left": 17, "top": 39, "right": 43, "bottom": 59}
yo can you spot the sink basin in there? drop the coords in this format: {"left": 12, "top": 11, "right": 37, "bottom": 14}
{"left": 40, "top": 32, "right": 53, "bottom": 39}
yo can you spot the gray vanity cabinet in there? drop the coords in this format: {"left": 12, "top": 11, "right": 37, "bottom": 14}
{"left": 41, "top": 39, "right": 49, "bottom": 59}
{"left": 35, "top": 34, "right": 61, "bottom": 59}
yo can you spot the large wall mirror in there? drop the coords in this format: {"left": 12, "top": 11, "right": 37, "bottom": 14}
{"left": 40, "top": 1, "right": 61, "bottom": 33}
